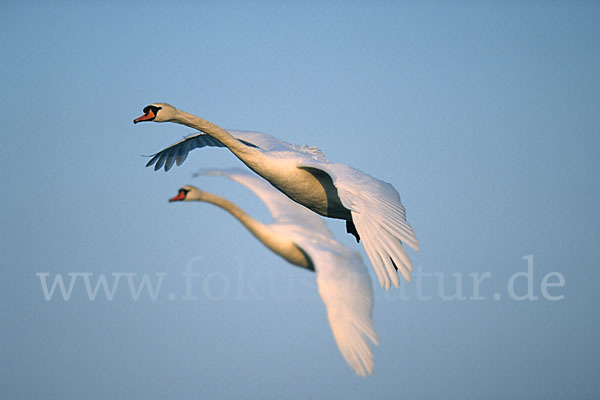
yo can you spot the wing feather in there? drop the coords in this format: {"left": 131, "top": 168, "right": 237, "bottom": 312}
{"left": 301, "top": 240, "right": 377, "bottom": 377}
{"left": 154, "top": 151, "right": 169, "bottom": 171}
{"left": 298, "top": 161, "right": 419, "bottom": 289}
{"left": 370, "top": 217, "right": 412, "bottom": 282}
{"left": 175, "top": 141, "right": 189, "bottom": 166}
{"left": 164, "top": 150, "right": 176, "bottom": 171}
{"left": 355, "top": 215, "right": 388, "bottom": 288}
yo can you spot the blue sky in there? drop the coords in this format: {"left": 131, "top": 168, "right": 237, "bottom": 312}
{"left": 2, "top": 2, "right": 599, "bottom": 399}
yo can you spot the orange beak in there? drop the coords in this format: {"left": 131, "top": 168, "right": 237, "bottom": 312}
{"left": 169, "top": 191, "right": 187, "bottom": 202}
{"left": 133, "top": 108, "right": 156, "bottom": 124}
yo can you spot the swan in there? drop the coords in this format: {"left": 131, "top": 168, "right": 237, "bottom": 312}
{"left": 135, "top": 103, "right": 419, "bottom": 290}
{"left": 170, "top": 168, "right": 377, "bottom": 376}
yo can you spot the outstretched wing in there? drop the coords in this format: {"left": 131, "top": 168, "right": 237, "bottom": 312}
{"left": 299, "top": 161, "right": 419, "bottom": 290}
{"left": 197, "top": 168, "right": 331, "bottom": 237}
{"left": 146, "top": 129, "right": 327, "bottom": 172}
{"left": 145, "top": 131, "right": 257, "bottom": 172}
{"left": 294, "top": 237, "right": 377, "bottom": 377}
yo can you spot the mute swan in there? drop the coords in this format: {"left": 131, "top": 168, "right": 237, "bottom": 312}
{"left": 135, "top": 103, "right": 419, "bottom": 290}
{"left": 170, "top": 168, "right": 377, "bottom": 376}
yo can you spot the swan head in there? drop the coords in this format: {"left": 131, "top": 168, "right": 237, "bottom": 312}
{"left": 169, "top": 185, "right": 203, "bottom": 202}
{"left": 133, "top": 103, "right": 177, "bottom": 124}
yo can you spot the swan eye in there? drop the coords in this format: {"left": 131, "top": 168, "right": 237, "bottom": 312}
{"left": 143, "top": 105, "right": 162, "bottom": 115}
{"left": 180, "top": 188, "right": 190, "bottom": 197}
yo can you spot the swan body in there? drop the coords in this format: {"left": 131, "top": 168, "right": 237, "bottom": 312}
{"left": 135, "top": 103, "right": 419, "bottom": 290}
{"left": 170, "top": 168, "right": 377, "bottom": 376}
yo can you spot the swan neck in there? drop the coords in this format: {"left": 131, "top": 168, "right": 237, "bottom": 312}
{"left": 194, "top": 192, "right": 312, "bottom": 270}
{"left": 200, "top": 192, "right": 259, "bottom": 231}
{"left": 172, "top": 109, "right": 250, "bottom": 153}
{"left": 171, "top": 109, "right": 211, "bottom": 131}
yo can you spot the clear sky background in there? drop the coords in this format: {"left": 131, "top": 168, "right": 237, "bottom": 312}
{"left": 2, "top": 1, "right": 599, "bottom": 399}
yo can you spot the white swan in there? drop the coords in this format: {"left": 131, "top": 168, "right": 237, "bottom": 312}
{"left": 170, "top": 168, "right": 377, "bottom": 376}
{"left": 135, "top": 103, "right": 419, "bottom": 290}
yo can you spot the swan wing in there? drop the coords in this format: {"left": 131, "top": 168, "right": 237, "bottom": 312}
{"left": 198, "top": 168, "right": 331, "bottom": 236}
{"left": 147, "top": 129, "right": 328, "bottom": 172}
{"left": 225, "top": 130, "right": 328, "bottom": 161}
{"left": 291, "top": 236, "right": 377, "bottom": 376}
{"left": 298, "top": 161, "right": 419, "bottom": 290}
{"left": 226, "top": 130, "right": 295, "bottom": 152}
{"left": 145, "top": 131, "right": 260, "bottom": 172}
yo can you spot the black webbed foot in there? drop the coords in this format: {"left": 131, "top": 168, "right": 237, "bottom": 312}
{"left": 346, "top": 219, "right": 360, "bottom": 243}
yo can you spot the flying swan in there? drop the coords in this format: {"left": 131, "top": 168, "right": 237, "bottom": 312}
{"left": 170, "top": 168, "right": 377, "bottom": 376}
{"left": 135, "top": 103, "right": 419, "bottom": 290}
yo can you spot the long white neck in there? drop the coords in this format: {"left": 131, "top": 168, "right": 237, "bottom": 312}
{"left": 167, "top": 107, "right": 338, "bottom": 220}
{"left": 171, "top": 109, "right": 261, "bottom": 161}
{"left": 194, "top": 192, "right": 312, "bottom": 270}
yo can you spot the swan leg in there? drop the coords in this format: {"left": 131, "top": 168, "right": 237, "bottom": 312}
{"left": 346, "top": 219, "right": 360, "bottom": 243}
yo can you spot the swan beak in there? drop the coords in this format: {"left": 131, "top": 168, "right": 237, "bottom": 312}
{"left": 133, "top": 109, "right": 156, "bottom": 124}
{"left": 169, "top": 192, "right": 186, "bottom": 202}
